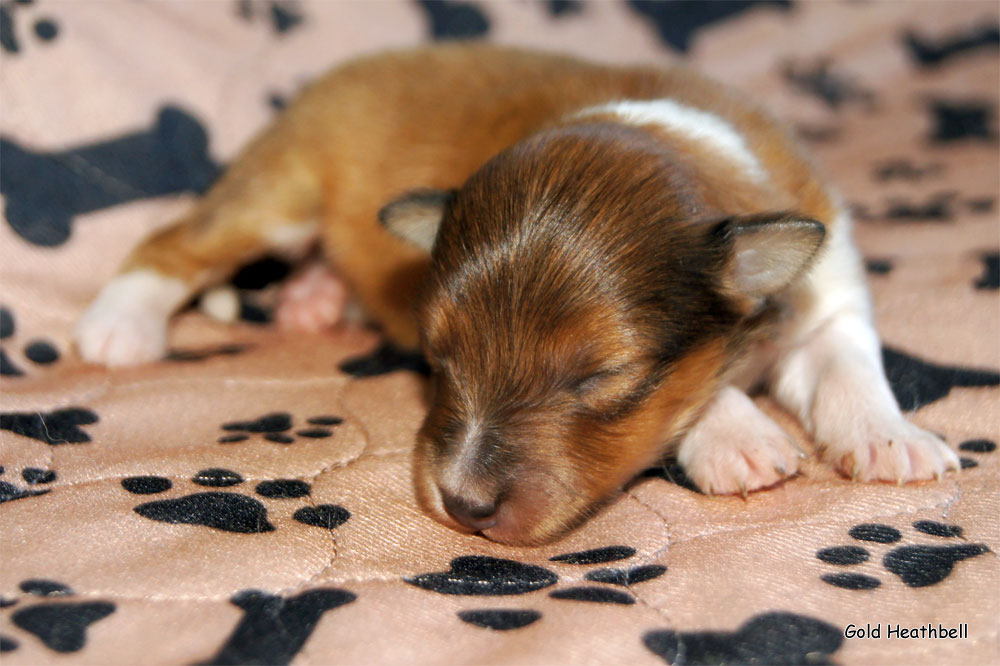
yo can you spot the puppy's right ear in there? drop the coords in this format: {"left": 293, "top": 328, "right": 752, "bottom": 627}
{"left": 378, "top": 188, "right": 455, "bottom": 254}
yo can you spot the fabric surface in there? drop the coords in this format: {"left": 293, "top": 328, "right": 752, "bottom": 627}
{"left": 1, "top": 1, "right": 998, "bottom": 664}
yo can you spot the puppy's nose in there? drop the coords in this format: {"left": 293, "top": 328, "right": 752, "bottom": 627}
{"left": 441, "top": 491, "right": 499, "bottom": 531}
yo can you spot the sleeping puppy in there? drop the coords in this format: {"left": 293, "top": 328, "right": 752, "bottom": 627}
{"left": 75, "top": 45, "right": 960, "bottom": 545}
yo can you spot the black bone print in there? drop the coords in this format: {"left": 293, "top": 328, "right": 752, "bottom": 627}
{"left": 416, "top": 0, "right": 490, "bottom": 41}
{"left": 339, "top": 343, "right": 431, "bottom": 378}
{"left": 626, "top": 0, "right": 792, "bottom": 53}
{"left": 1, "top": 106, "right": 220, "bottom": 246}
{"left": 644, "top": 612, "right": 843, "bottom": 665}
{"left": 904, "top": 24, "right": 1000, "bottom": 68}
{"left": 6, "top": 580, "right": 115, "bottom": 654}
{"left": 201, "top": 588, "right": 355, "bottom": 666}
{"left": 881, "top": 347, "right": 1000, "bottom": 411}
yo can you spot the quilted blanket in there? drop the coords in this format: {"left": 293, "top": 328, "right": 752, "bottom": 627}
{"left": 1, "top": 1, "right": 998, "bottom": 664}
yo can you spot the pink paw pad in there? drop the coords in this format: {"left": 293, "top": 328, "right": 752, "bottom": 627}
{"left": 275, "top": 263, "right": 349, "bottom": 334}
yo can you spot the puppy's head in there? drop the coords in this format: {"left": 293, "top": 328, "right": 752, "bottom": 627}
{"left": 382, "top": 124, "right": 824, "bottom": 545}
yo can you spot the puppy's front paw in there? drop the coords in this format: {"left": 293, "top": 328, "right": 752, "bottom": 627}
{"left": 678, "top": 387, "right": 804, "bottom": 496}
{"left": 75, "top": 271, "right": 186, "bottom": 367}
{"left": 819, "top": 418, "right": 960, "bottom": 483}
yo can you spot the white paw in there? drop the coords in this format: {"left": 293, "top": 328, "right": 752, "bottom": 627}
{"left": 818, "top": 418, "right": 960, "bottom": 483}
{"left": 275, "top": 263, "right": 347, "bottom": 334}
{"left": 801, "top": 354, "right": 962, "bottom": 483}
{"left": 74, "top": 271, "right": 187, "bottom": 367}
{"left": 678, "top": 387, "right": 804, "bottom": 496}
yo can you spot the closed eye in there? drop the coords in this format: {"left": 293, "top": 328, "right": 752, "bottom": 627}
{"left": 571, "top": 369, "right": 622, "bottom": 395}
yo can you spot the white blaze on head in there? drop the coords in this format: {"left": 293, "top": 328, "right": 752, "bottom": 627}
{"left": 439, "top": 417, "right": 488, "bottom": 494}
{"left": 574, "top": 99, "right": 768, "bottom": 184}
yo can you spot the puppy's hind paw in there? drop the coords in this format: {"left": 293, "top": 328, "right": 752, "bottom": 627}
{"left": 275, "top": 263, "right": 348, "bottom": 334}
{"left": 74, "top": 271, "right": 186, "bottom": 367}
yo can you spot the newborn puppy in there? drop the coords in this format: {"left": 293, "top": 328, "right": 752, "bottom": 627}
{"left": 75, "top": 45, "right": 959, "bottom": 545}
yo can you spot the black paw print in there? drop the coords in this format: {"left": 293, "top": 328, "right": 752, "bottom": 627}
{"left": 817, "top": 522, "right": 990, "bottom": 589}
{"left": 121, "top": 468, "right": 350, "bottom": 534}
{"left": 0, "top": 465, "right": 56, "bottom": 504}
{"left": 927, "top": 98, "right": 997, "bottom": 143}
{"left": 0, "top": 0, "right": 60, "bottom": 55}
{"left": 0, "top": 306, "right": 61, "bottom": 377}
{"left": 0, "top": 580, "right": 114, "bottom": 654}
{"left": 234, "top": 0, "right": 305, "bottom": 36}
{"left": 405, "top": 545, "right": 666, "bottom": 631}
{"left": 217, "top": 412, "right": 343, "bottom": 444}
{"left": 957, "top": 437, "right": 996, "bottom": 469}
{"left": 0, "top": 407, "right": 98, "bottom": 444}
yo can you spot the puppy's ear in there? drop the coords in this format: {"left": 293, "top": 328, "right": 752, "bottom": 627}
{"left": 713, "top": 212, "right": 826, "bottom": 299}
{"left": 378, "top": 188, "right": 455, "bottom": 253}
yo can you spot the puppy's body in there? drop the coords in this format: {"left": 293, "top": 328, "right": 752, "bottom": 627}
{"left": 76, "top": 45, "right": 958, "bottom": 544}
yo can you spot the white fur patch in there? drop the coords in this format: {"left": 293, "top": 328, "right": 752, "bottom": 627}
{"left": 440, "top": 418, "right": 484, "bottom": 495}
{"left": 200, "top": 285, "right": 240, "bottom": 323}
{"left": 766, "top": 206, "right": 960, "bottom": 482}
{"left": 265, "top": 220, "right": 318, "bottom": 256}
{"left": 678, "top": 386, "right": 803, "bottom": 495}
{"left": 575, "top": 99, "right": 767, "bottom": 183}
{"left": 75, "top": 270, "right": 189, "bottom": 366}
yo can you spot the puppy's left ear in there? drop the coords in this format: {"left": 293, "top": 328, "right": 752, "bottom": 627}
{"left": 713, "top": 212, "right": 826, "bottom": 299}
{"left": 378, "top": 188, "right": 455, "bottom": 254}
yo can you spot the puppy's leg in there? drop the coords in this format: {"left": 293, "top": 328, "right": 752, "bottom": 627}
{"left": 769, "top": 211, "right": 960, "bottom": 481}
{"left": 677, "top": 386, "right": 805, "bottom": 496}
{"left": 318, "top": 205, "right": 432, "bottom": 350}
{"left": 76, "top": 141, "right": 321, "bottom": 366}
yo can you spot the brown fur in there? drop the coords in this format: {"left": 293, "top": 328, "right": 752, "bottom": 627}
{"left": 408, "top": 122, "right": 809, "bottom": 543}
{"left": 122, "top": 44, "right": 835, "bottom": 346}
{"left": 108, "top": 44, "right": 839, "bottom": 544}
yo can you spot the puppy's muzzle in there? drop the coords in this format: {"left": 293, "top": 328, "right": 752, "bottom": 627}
{"left": 440, "top": 490, "right": 499, "bottom": 531}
